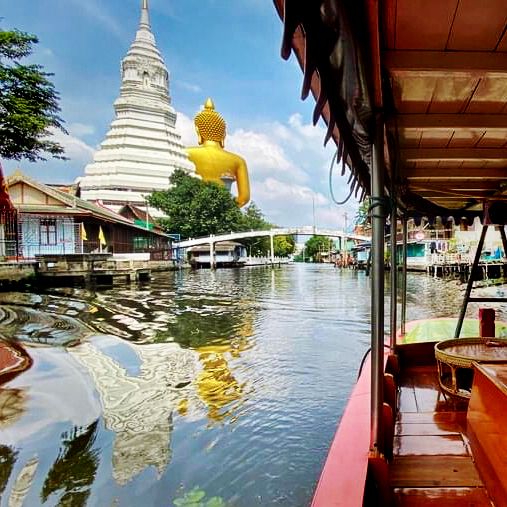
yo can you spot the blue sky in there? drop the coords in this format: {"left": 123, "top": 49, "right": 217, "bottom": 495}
{"left": 2, "top": 0, "right": 359, "bottom": 229}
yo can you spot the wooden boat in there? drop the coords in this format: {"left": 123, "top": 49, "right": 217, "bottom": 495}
{"left": 272, "top": 1, "right": 507, "bottom": 505}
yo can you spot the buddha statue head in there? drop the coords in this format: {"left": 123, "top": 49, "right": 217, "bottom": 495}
{"left": 194, "top": 98, "right": 226, "bottom": 147}
{"left": 187, "top": 98, "right": 250, "bottom": 207}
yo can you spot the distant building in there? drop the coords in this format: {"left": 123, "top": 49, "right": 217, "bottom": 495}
{"left": 117, "top": 203, "right": 163, "bottom": 233}
{"left": 77, "top": 0, "right": 194, "bottom": 212}
{"left": 187, "top": 241, "right": 247, "bottom": 268}
{"left": 6, "top": 171, "right": 171, "bottom": 260}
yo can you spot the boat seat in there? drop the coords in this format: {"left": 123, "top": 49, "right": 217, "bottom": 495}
{"left": 467, "top": 363, "right": 507, "bottom": 507}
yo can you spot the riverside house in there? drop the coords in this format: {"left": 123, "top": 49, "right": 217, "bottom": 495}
{"left": 4, "top": 171, "right": 171, "bottom": 260}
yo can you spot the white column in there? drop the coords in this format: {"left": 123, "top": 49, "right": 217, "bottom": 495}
{"left": 209, "top": 239, "right": 215, "bottom": 270}
{"left": 270, "top": 233, "right": 275, "bottom": 266}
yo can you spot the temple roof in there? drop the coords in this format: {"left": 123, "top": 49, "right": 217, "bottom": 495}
{"left": 78, "top": 0, "right": 194, "bottom": 207}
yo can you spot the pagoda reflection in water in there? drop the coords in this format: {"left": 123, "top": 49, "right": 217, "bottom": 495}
{"left": 69, "top": 338, "right": 197, "bottom": 485}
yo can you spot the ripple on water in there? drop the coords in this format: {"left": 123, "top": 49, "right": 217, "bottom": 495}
{"left": 0, "top": 266, "right": 501, "bottom": 506}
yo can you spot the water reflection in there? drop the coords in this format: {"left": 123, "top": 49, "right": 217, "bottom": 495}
{"left": 0, "top": 304, "right": 93, "bottom": 346}
{"left": 0, "top": 445, "right": 17, "bottom": 497}
{"left": 69, "top": 338, "right": 197, "bottom": 485}
{"left": 41, "top": 421, "right": 99, "bottom": 506}
{"left": 9, "top": 456, "right": 38, "bottom": 507}
{"left": 197, "top": 346, "right": 244, "bottom": 423}
{"left": 0, "top": 388, "right": 26, "bottom": 428}
{"left": 0, "top": 267, "right": 502, "bottom": 506}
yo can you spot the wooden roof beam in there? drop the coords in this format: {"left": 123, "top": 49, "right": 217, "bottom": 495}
{"left": 402, "top": 148, "right": 507, "bottom": 161}
{"left": 405, "top": 167, "right": 507, "bottom": 179}
{"left": 414, "top": 189, "right": 495, "bottom": 199}
{"left": 384, "top": 51, "right": 507, "bottom": 73}
{"left": 396, "top": 114, "right": 507, "bottom": 129}
{"left": 410, "top": 181, "right": 501, "bottom": 191}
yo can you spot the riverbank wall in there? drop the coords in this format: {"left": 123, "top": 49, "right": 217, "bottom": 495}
{"left": 0, "top": 254, "right": 186, "bottom": 290}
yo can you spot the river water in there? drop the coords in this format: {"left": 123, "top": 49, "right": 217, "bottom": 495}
{"left": 0, "top": 264, "right": 505, "bottom": 506}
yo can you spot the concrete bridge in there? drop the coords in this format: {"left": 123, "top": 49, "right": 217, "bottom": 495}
{"left": 173, "top": 227, "right": 370, "bottom": 268}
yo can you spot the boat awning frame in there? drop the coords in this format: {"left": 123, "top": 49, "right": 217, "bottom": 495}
{"left": 274, "top": 0, "right": 507, "bottom": 224}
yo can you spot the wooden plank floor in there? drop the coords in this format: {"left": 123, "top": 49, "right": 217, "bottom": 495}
{"left": 390, "top": 366, "right": 494, "bottom": 506}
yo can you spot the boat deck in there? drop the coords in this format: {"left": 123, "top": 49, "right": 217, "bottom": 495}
{"left": 391, "top": 365, "right": 494, "bottom": 506}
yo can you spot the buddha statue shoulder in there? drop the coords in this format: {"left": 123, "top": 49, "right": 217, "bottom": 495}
{"left": 186, "top": 98, "right": 250, "bottom": 207}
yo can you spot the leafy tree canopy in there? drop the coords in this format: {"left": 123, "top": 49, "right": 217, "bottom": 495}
{"left": 354, "top": 198, "right": 371, "bottom": 227}
{"left": 304, "top": 235, "right": 334, "bottom": 262}
{"left": 241, "top": 202, "right": 268, "bottom": 231}
{"left": 149, "top": 176, "right": 296, "bottom": 256}
{"left": 148, "top": 169, "right": 244, "bottom": 239}
{"left": 0, "top": 29, "right": 66, "bottom": 161}
{"left": 273, "top": 234, "right": 296, "bottom": 257}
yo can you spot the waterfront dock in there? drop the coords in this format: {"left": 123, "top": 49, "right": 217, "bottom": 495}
{"left": 426, "top": 253, "right": 507, "bottom": 281}
{"left": 34, "top": 253, "right": 175, "bottom": 287}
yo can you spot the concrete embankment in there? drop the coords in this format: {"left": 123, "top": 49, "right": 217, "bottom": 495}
{"left": 0, "top": 262, "right": 37, "bottom": 288}
{"left": 0, "top": 255, "right": 189, "bottom": 290}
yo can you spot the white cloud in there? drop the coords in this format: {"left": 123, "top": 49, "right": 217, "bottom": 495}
{"left": 66, "top": 0, "right": 127, "bottom": 42}
{"left": 175, "top": 112, "right": 197, "bottom": 146}
{"left": 175, "top": 80, "right": 202, "bottom": 93}
{"left": 254, "top": 178, "right": 327, "bottom": 206}
{"left": 176, "top": 110, "right": 361, "bottom": 228}
{"left": 227, "top": 129, "right": 308, "bottom": 183}
{"left": 288, "top": 113, "right": 326, "bottom": 146}
{"left": 69, "top": 123, "right": 95, "bottom": 138}
{"left": 51, "top": 129, "right": 95, "bottom": 165}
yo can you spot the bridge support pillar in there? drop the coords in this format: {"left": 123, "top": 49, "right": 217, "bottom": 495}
{"left": 209, "top": 241, "right": 216, "bottom": 270}
{"left": 270, "top": 233, "right": 275, "bottom": 267}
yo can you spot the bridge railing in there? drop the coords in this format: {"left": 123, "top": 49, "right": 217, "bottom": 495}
{"left": 174, "top": 227, "right": 370, "bottom": 249}
{"left": 244, "top": 255, "right": 292, "bottom": 266}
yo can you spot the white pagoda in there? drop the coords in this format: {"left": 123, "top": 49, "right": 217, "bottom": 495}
{"left": 78, "top": 0, "right": 194, "bottom": 211}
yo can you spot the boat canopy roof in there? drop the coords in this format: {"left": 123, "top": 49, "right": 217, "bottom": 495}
{"left": 273, "top": 0, "right": 507, "bottom": 224}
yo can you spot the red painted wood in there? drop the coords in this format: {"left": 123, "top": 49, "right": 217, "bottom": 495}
{"left": 479, "top": 308, "right": 495, "bottom": 338}
{"left": 311, "top": 353, "right": 384, "bottom": 507}
{"left": 467, "top": 363, "right": 507, "bottom": 507}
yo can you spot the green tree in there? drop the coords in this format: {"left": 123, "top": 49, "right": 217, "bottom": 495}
{"left": 274, "top": 235, "right": 296, "bottom": 257}
{"left": 304, "top": 235, "right": 334, "bottom": 262}
{"left": 354, "top": 198, "right": 370, "bottom": 227}
{"left": 240, "top": 202, "right": 271, "bottom": 255}
{"left": 241, "top": 202, "right": 268, "bottom": 230}
{"left": 0, "top": 29, "right": 66, "bottom": 161}
{"left": 148, "top": 169, "right": 244, "bottom": 239}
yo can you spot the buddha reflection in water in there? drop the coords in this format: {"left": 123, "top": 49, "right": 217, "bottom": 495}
{"left": 194, "top": 312, "right": 253, "bottom": 423}
{"left": 186, "top": 98, "right": 250, "bottom": 207}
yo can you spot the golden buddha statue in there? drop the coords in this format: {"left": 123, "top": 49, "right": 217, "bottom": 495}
{"left": 186, "top": 98, "right": 250, "bottom": 207}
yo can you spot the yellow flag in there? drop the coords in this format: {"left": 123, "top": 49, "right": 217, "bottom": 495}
{"left": 80, "top": 223, "right": 88, "bottom": 241}
{"left": 98, "top": 226, "right": 106, "bottom": 246}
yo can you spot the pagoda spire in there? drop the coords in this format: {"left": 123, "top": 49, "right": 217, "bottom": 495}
{"left": 140, "top": 0, "right": 150, "bottom": 28}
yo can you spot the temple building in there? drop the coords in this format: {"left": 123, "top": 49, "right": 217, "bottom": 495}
{"left": 77, "top": 0, "right": 194, "bottom": 212}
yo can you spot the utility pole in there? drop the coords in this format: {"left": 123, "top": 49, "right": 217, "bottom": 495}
{"left": 342, "top": 212, "right": 348, "bottom": 266}
{"left": 312, "top": 196, "right": 316, "bottom": 234}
